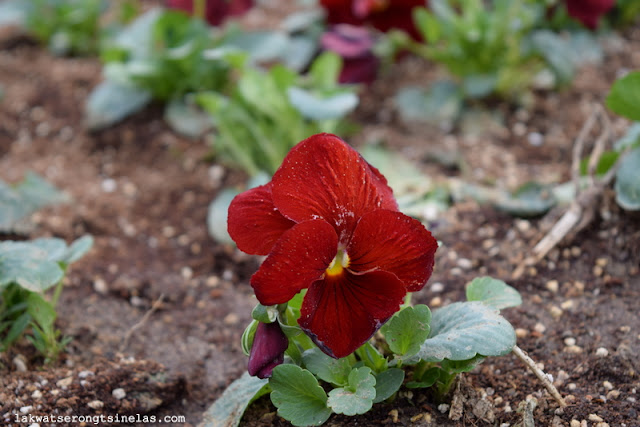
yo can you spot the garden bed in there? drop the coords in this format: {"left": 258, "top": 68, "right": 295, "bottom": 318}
{"left": 1, "top": 7, "right": 640, "bottom": 427}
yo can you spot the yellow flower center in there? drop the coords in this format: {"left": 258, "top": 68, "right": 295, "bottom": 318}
{"left": 326, "top": 249, "right": 350, "bottom": 277}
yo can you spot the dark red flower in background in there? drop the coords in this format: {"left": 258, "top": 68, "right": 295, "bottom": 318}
{"left": 228, "top": 134, "right": 438, "bottom": 358}
{"left": 321, "top": 25, "right": 380, "bottom": 84}
{"left": 166, "top": 0, "right": 253, "bottom": 26}
{"left": 248, "top": 321, "right": 289, "bottom": 378}
{"left": 320, "top": 0, "right": 426, "bottom": 40}
{"left": 565, "top": 0, "right": 615, "bottom": 29}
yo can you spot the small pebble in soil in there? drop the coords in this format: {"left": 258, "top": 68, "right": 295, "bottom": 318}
{"left": 565, "top": 345, "right": 583, "bottom": 354}
{"left": 206, "top": 276, "right": 220, "bottom": 287}
{"left": 78, "top": 370, "right": 94, "bottom": 378}
{"left": 533, "top": 322, "right": 546, "bottom": 334}
{"left": 438, "top": 403, "right": 450, "bottom": 413}
{"left": 606, "top": 390, "right": 620, "bottom": 399}
{"left": 570, "top": 420, "right": 581, "bottom": 427}
{"left": 13, "top": 355, "right": 27, "bottom": 372}
{"left": 561, "top": 300, "right": 574, "bottom": 310}
{"left": 56, "top": 376, "right": 73, "bottom": 388}
{"left": 603, "top": 381, "right": 613, "bottom": 390}
{"left": 430, "top": 296, "right": 442, "bottom": 307}
{"left": 564, "top": 337, "right": 576, "bottom": 346}
{"left": 101, "top": 178, "right": 117, "bottom": 193}
{"left": 224, "top": 313, "right": 239, "bottom": 325}
{"left": 32, "top": 389, "right": 42, "bottom": 399}
{"left": 20, "top": 406, "right": 32, "bottom": 414}
{"left": 112, "top": 388, "right": 126, "bottom": 400}
{"left": 87, "top": 400, "right": 104, "bottom": 409}
{"left": 527, "top": 132, "right": 544, "bottom": 146}
{"left": 588, "top": 414, "right": 604, "bottom": 422}
{"left": 457, "top": 258, "right": 473, "bottom": 269}
{"left": 546, "top": 280, "right": 559, "bottom": 293}
{"left": 93, "top": 278, "right": 108, "bottom": 295}
{"left": 550, "top": 306, "right": 563, "bottom": 318}
{"left": 595, "top": 347, "right": 609, "bottom": 357}
{"left": 515, "top": 328, "right": 528, "bottom": 338}
{"left": 388, "top": 409, "right": 398, "bottom": 423}
{"left": 181, "top": 266, "right": 193, "bottom": 280}
{"left": 430, "top": 282, "right": 444, "bottom": 293}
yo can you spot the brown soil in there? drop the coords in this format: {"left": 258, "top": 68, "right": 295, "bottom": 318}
{"left": 1, "top": 9, "right": 639, "bottom": 427}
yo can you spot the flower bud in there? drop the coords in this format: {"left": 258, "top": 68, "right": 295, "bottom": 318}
{"left": 247, "top": 321, "right": 288, "bottom": 379}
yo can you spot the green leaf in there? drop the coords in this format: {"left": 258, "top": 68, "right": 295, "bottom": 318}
{"left": 416, "top": 302, "right": 516, "bottom": 362}
{"left": 0, "top": 241, "right": 64, "bottom": 292}
{"left": 241, "top": 320, "right": 259, "bottom": 357}
{"left": 607, "top": 71, "right": 640, "bottom": 121}
{"left": 327, "top": 367, "right": 376, "bottom": 416}
{"left": 200, "top": 372, "right": 269, "bottom": 427}
{"left": 251, "top": 304, "right": 278, "bottom": 324}
{"left": 164, "top": 97, "right": 211, "bottom": 139}
{"left": 373, "top": 368, "right": 404, "bottom": 403}
{"left": 85, "top": 80, "right": 151, "bottom": 131}
{"left": 1, "top": 311, "right": 31, "bottom": 350}
{"left": 302, "top": 347, "right": 352, "bottom": 387}
{"left": 394, "top": 81, "right": 462, "bottom": 128}
{"left": 270, "top": 364, "right": 332, "bottom": 427}
{"left": 579, "top": 151, "right": 620, "bottom": 176}
{"left": 441, "top": 355, "right": 485, "bottom": 374}
{"left": 413, "top": 8, "right": 440, "bottom": 43}
{"left": 615, "top": 147, "right": 640, "bottom": 210}
{"left": 495, "top": 181, "right": 556, "bottom": 217}
{"left": 0, "top": 237, "right": 90, "bottom": 292}
{"left": 465, "top": 277, "right": 522, "bottom": 310}
{"left": 26, "top": 293, "right": 56, "bottom": 330}
{"left": 381, "top": 305, "right": 431, "bottom": 357}
{"left": 614, "top": 122, "right": 640, "bottom": 151}
{"left": 309, "top": 52, "right": 342, "bottom": 89}
{"left": 61, "top": 235, "right": 94, "bottom": 264}
{"left": 287, "top": 87, "right": 358, "bottom": 121}
{"left": 0, "top": 172, "right": 68, "bottom": 232}
{"left": 406, "top": 366, "right": 441, "bottom": 389}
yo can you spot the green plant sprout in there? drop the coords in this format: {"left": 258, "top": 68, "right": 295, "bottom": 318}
{"left": 0, "top": 172, "right": 70, "bottom": 233}
{"left": 0, "top": 236, "right": 93, "bottom": 363}
{"left": 25, "top": 0, "right": 105, "bottom": 56}
{"left": 197, "top": 52, "right": 358, "bottom": 177}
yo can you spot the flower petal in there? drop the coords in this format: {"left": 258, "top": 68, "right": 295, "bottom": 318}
{"left": 271, "top": 133, "right": 396, "bottom": 243}
{"left": 248, "top": 321, "right": 289, "bottom": 379}
{"left": 299, "top": 270, "right": 406, "bottom": 358}
{"left": 347, "top": 210, "right": 437, "bottom": 292}
{"left": 228, "top": 184, "right": 296, "bottom": 255}
{"left": 251, "top": 220, "right": 338, "bottom": 305}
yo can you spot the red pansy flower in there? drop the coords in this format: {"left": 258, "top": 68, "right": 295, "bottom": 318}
{"left": 228, "top": 134, "right": 438, "bottom": 358}
{"left": 321, "top": 24, "right": 380, "bottom": 84}
{"left": 248, "top": 321, "right": 289, "bottom": 378}
{"left": 166, "top": 0, "right": 253, "bottom": 26}
{"left": 564, "top": 0, "right": 615, "bottom": 29}
{"left": 320, "top": 0, "right": 427, "bottom": 40}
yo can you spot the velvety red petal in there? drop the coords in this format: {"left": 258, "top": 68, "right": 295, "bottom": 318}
{"left": 251, "top": 220, "right": 338, "bottom": 305}
{"left": 248, "top": 321, "right": 289, "bottom": 379}
{"left": 299, "top": 270, "right": 406, "bottom": 358}
{"left": 347, "top": 209, "right": 437, "bottom": 292}
{"left": 271, "top": 133, "right": 396, "bottom": 243}
{"left": 227, "top": 184, "right": 296, "bottom": 256}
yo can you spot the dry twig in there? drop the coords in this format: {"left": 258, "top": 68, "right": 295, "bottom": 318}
{"left": 512, "top": 345, "right": 567, "bottom": 408}
{"left": 120, "top": 293, "right": 165, "bottom": 351}
{"left": 513, "top": 104, "right": 617, "bottom": 279}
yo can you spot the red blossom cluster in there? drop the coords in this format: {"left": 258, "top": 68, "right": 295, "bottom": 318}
{"left": 565, "top": 0, "right": 616, "bottom": 29}
{"left": 229, "top": 134, "right": 437, "bottom": 366}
